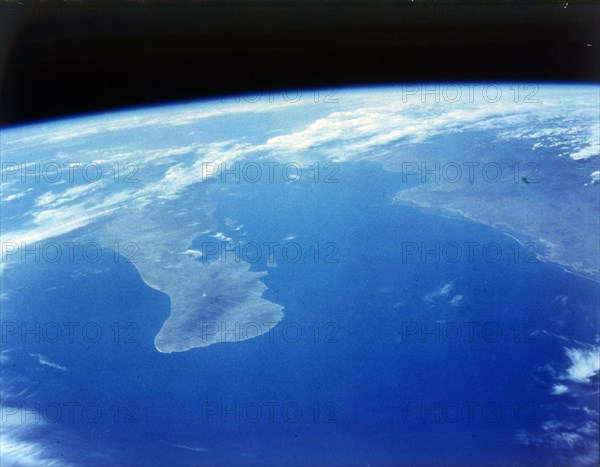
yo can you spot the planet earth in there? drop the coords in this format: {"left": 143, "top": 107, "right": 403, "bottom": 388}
{"left": 1, "top": 84, "right": 599, "bottom": 466}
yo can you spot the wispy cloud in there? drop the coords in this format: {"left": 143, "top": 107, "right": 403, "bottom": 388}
{"left": 2, "top": 86, "right": 599, "bottom": 255}
{"left": 423, "top": 281, "right": 457, "bottom": 304}
{"left": 171, "top": 443, "right": 209, "bottom": 453}
{"left": 515, "top": 417, "right": 599, "bottom": 467}
{"left": 0, "top": 433, "right": 74, "bottom": 467}
{"left": 2, "top": 189, "right": 31, "bottom": 202}
{"left": 0, "top": 356, "right": 74, "bottom": 466}
{"left": 30, "top": 353, "right": 69, "bottom": 372}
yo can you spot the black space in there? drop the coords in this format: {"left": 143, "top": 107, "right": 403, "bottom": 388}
{"left": 1, "top": 1, "right": 599, "bottom": 127}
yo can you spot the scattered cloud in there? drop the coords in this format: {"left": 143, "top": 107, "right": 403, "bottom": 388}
{"left": 584, "top": 170, "right": 600, "bottom": 186}
{"left": 563, "top": 347, "right": 600, "bottom": 384}
{"left": 551, "top": 383, "right": 569, "bottom": 395}
{"left": 423, "top": 281, "right": 456, "bottom": 303}
{"left": 449, "top": 294, "right": 463, "bottom": 307}
{"left": 515, "top": 417, "right": 599, "bottom": 467}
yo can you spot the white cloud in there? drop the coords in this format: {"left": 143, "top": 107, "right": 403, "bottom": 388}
{"left": 2, "top": 98, "right": 309, "bottom": 150}
{"left": 211, "top": 232, "right": 232, "bottom": 242}
{"left": 2, "top": 190, "right": 30, "bottom": 202}
{"left": 423, "top": 281, "right": 455, "bottom": 302}
{"left": 0, "top": 433, "right": 74, "bottom": 467}
{"left": 516, "top": 418, "right": 599, "bottom": 466}
{"left": 563, "top": 346, "right": 600, "bottom": 383}
{"left": 0, "top": 350, "right": 11, "bottom": 364}
{"left": 3, "top": 86, "right": 598, "bottom": 257}
{"left": 171, "top": 444, "right": 208, "bottom": 453}
{"left": 449, "top": 295, "right": 463, "bottom": 307}
{"left": 35, "top": 182, "right": 106, "bottom": 208}
{"left": 585, "top": 170, "right": 600, "bottom": 186}
{"left": 30, "top": 353, "right": 68, "bottom": 371}
{"left": 569, "top": 123, "right": 600, "bottom": 160}
{"left": 551, "top": 383, "right": 569, "bottom": 395}
{"left": 0, "top": 367, "right": 74, "bottom": 466}
{"left": 1, "top": 187, "right": 136, "bottom": 262}
{"left": 183, "top": 249, "right": 203, "bottom": 259}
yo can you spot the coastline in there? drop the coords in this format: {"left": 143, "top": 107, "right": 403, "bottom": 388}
{"left": 393, "top": 197, "right": 600, "bottom": 284}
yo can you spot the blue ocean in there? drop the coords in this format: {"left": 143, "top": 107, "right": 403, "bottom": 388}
{"left": 2, "top": 158, "right": 598, "bottom": 466}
